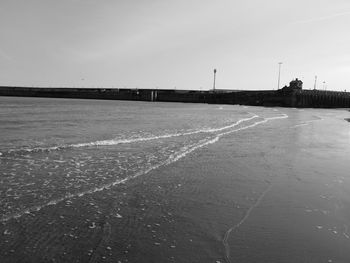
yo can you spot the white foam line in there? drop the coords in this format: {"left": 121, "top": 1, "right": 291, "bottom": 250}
{"left": 219, "top": 114, "right": 288, "bottom": 137}
{"left": 0, "top": 113, "right": 287, "bottom": 223}
{"left": 265, "top": 114, "right": 289, "bottom": 121}
{"left": 223, "top": 184, "right": 273, "bottom": 263}
{"left": 4, "top": 115, "right": 259, "bottom": 155}
{"left": 70, "top": 115, "right": 258, "bottom": 148}
{"left": 291, "top": 123, "right": 309, "bottom": 128}
{"left": 343, "top": 224, "right": 350, "bottom": 239}
{"left": 290, "top": 117, "right": 324, "bottom": 128}
{"left": 0, "top": 137, "right": 219, "bottom": 222}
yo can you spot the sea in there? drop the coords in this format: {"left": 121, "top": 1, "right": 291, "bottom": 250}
{"left": 0, "top": 96, "right": 350, "bottom": 262}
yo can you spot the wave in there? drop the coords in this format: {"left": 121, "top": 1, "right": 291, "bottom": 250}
{"left": 0, "top": 136, "right": 219, "bottom": 222}
{"left": 0, "top": 113, "right": 288, "bottom": 222}
{"left": 1, "top": 114, "right": 259, "bottom": 156}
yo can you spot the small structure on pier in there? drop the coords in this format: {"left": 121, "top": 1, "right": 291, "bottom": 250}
{"left": 281, "top": 78, "right": 303, "bottom": 92}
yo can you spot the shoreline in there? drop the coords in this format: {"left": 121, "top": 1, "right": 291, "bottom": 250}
{"left": 1, "top": 103, "right": 350, "bottom": 262}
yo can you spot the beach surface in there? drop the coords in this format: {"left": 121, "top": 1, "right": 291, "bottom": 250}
{"left": 1, "top": 97, "right": 350, "bottom": 262}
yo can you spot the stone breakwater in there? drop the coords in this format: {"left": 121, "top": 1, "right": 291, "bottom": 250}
{"left": 0, "top": 86, "right": 350, "bottom": 108}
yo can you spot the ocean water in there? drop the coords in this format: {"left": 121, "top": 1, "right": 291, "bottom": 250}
{"left": 0, "top": 97, "right": 287, "bottom": 222}
{"left": 1, "top": 96, "right": 350, "bottom": 262}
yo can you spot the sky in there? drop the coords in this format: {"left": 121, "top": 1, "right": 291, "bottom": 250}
{"left": 0, "top": 0, "right": 350, "bottom": 91}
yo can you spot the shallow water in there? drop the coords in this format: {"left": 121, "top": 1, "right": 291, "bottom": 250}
{"left": 0, "top": 97, "right": 284, "bottom": 222}
{"left": 1, "top": 97, "right": 350, "bottom": 262}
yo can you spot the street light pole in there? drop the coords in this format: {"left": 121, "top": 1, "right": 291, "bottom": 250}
{"left": 213, "top": 68, "right": 217, "bottom": 91}
{"left": 277, "top": 62, "right": 283, "bottom": 90}
{"left": 314, "top": 75, "right": 317, "bottom": 90}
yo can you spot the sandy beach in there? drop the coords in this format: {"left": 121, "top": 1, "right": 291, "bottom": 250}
{"left": 1, "top": 99, "right": 350, "bottom": 263}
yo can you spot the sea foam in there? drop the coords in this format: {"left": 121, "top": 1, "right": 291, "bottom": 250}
{"left": 2, "top": 114, "right": 259, "bottom": 156}
{"left": 0, "top": 112, "right": 288, "bottom": 222}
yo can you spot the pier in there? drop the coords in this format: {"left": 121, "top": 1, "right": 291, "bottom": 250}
{"left": 294, "top": 89, "right": 350, "bottom": 108}
{"left": 0, "top": 83, "right": 349, "bottom": 108}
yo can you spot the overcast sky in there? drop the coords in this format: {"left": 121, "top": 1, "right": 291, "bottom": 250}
{"left": 1, "top": 0, "right": 350, "bottom": 91}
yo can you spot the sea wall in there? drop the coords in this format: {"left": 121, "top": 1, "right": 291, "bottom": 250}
{"left": 294, "top": 89, "right": 350, "bottom": 108}
{"left": 0, "top": 86, "right": 349, "bottom": 108}
{"left": 0, "top": 87, "right": 208, "bottom": 103}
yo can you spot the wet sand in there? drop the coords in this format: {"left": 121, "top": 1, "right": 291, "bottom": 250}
{"left": 1, "top": 108, "right": 350, "bottom": 262}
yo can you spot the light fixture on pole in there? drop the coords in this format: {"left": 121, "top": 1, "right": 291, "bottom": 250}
{"left": 277, "top": 62, "right": 283, "bottom": 90}
{"left": 213, "top": 68, "right": 217, "bottom": 91}
{"left": 314, "top": 75, "right": 317, "bottom": 90}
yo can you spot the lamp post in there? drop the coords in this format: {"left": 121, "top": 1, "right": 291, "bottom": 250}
{"left": 213, "top": 68, "right": 217, "bottom": 91}
{"left": 277, "top": 62, "right": 283, "bottom": 90}
{"left": 314, "top": 75, "right": 317, "bottom": 90}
